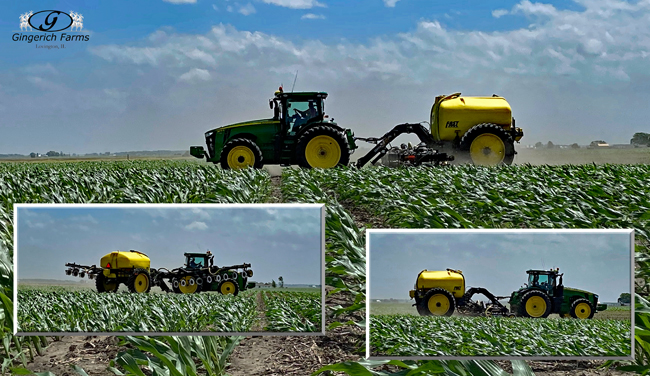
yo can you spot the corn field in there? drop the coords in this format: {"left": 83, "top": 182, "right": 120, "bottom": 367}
{"left": 18, "top": 287, "right": 259, "bottom": 333}
{"left": 1, "top": 161, "right": 649, "bottom": 375}
{"left": 263, "top": 291, "right": 322, "bottom": 332}
{"left": 370, "top": 315, "right": 631, "bottom": 357}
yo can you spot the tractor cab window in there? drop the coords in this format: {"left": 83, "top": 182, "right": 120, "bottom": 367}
{"left": 187, "top": 257, "right": 203, "bottom": 268}
{"left": 285, "top": 99, "right": 322, "bottom": 134}
{"left": 529, "top": 274, "right": 550, "bottom": 287}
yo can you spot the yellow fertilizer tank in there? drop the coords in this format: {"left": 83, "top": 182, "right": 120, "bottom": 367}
{"left": 432, "top": 96, "right": 513, "bottom": 142}
{"left": 101, "top": 250, "right": 150, "bottom": 278}
{"left": 413, "top": 268, "right": 465, "bottom": 298}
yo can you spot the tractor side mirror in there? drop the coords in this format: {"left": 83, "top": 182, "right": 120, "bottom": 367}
{"left": 269, "top": 99, "right": 273, "bottom": 109}
{"left": 273, "top": 103, "right": 280, "bottom": 120}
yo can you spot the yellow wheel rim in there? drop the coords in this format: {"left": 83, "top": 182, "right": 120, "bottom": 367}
{"left": 103, "top": 280, "right": 118, "bottom": 292}
{"left": 179, "top": 276, "right": 198, "bottom": 294}
{"left": 134, "top": 273, "right": 149, "bottom": 293}
{"left": 427, "top": 294, "right": 451, "bottom": 315}
{"left": 525, "top": 296, "right": 547, "bottom": 317}
{"left": 574, "top": 302, "right": 592, "bottom": 319}
{"left": 227, "top": 146, "right": 256, "bottom": 169}
{"left": 305, "top": 135, "right": 341, "bottom": 168}
{"left": 469, "top": 134, "right": 505, "bottom": 166}
{"left": 220, "top": 281, "right": 236, "bottom": 295}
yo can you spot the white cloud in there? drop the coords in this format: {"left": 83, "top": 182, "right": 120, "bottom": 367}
{"left": 212, "top": 4, "right": 219, "bottom": 11}
{"left": 185, "top": 221, "right": 208, "bottom": 231}
{"left": 163, "top": 0, "right": 197, "bottom": 3}
{"left": 512, "top": 0, "right": 557, "bottom": 17}
{"left": 190, "top": 208, "right": 212, "bottom": 220}
{"left": 238, "top": 3, "right": 256, "bottom": 15}
{"left": 384, "top": 0, "right": 399, "bottom": 7}
{"left": 178, "top": 68, "right": 212, "bottom": 82}
{"left": 262, "top": 0, "right": 326, "bottom": 9}
{"left": 492, "top": 9, "right": 509, "bottom": 18}
{"left": 301, "top": 13, "right": 325, "bottom": 19}
{"left": 71, "top": 214, "right": 98, "bottom": 224}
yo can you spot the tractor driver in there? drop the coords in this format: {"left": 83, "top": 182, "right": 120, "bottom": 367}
{"left": 291, "top": 102, "right": 318, "bottom": 131}
{"left": 189, "top": 258, "right": 197, "bottom": 268}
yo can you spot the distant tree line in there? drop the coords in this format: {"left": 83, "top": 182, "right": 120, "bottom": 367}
{"left": 631, "top": 132, "right": 650, "bottom": 146}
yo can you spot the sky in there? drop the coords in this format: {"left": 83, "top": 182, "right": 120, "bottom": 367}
{"left": 15, "top": 205, "right": 323, "bottom": 285}
{"left": 368, "top": 230, "right": 631, "bottom": 302}
{"left": 2, "top": 0, "right": 650, "bottom": 155}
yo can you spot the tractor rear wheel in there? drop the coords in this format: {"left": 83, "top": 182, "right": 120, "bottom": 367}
{"left": 127, "top": 269, "right": 151, "bottom": 293}
{"left": 218, "top": 280, "right": 240, "bottom": 296}
{"left": 459, "top": 123, "right": 515, "bottom": 166}
{"left": 518, "top": 290, "right": 552, "bottom": 318}
{"left": 418, "top": 288, "right": 455, "bottom": 316}
{"left": 95, "top": 273, "right": 119, "bottom": 293}
{"left": 220, "top": 138, "right": 263, "bottom": 170}
{"left": 297, "top": 126, "right": 350, "bottom": 169}
{"left": 570, "top": 298, "right": 595, "bottom": 319}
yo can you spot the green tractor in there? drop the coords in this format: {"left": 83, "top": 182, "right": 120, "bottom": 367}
{"left": 509, "top": 268, "right": 607, "bottom": 319}
{"left": 190, "top": 87, "right": 357, "bottom": 169}
{"left": 152, "top": 251, "right": 255, "bottom": 295}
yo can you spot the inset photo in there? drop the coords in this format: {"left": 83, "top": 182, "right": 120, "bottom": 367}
{"left": 367, "top": 229, "right": 633, "bottom": 359}
{"left": 14, "top": 204, "right": 324, "bottom": 336}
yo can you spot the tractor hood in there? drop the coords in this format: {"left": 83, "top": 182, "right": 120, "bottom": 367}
{"left": 207, "top": 118, "right": 278, "bottom": 133}
{"left": 563, "top": 287, "right": 596, "bottom": 295}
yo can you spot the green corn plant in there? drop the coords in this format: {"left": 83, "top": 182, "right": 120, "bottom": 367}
{"left": 107, "top": 336, "right": 243, "bottom": 376}
{"left": 263, "top": 291, "right": 321, "bottom": 332}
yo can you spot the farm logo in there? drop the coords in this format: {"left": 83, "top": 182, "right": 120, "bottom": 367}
{"left": 13, "top": 10, "right": 90, "bottom": 47}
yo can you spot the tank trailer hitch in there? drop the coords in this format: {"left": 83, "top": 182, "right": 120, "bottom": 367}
{"left": 354, "top": 123, "right": 454, "bottom": 168}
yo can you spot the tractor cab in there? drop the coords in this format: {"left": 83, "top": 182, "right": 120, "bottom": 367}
{"left": 269, "top": 88, "right": 328, "bottom": 136}
{"left": 526, "top": 269, "right": 563, "bottom": 295}
{"left": 184, "top": 252, "right": 214, "bottom": 269}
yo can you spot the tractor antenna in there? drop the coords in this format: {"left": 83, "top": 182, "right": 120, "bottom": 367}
{"left": 291, "top": 70, "right": 298, "bottom": 92}
{"left": 541, "top": 258, "right": 545, "bottom": 269}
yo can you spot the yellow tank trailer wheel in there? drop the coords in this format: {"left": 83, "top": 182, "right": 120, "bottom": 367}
{"left": 428, "top": 294, "right": 451, "bottom": 315}
{"left": 96, "top": 273, "right": 119, "bottom": 293}
{"left": 570, "top": 298, "right": 595, "bottom": 319}
{"left": 518, "top": 290, "right": 551, "bottom": 318}
{"left": 458, "top": 123, "right": 515, "bottom": 166}
{"left": 218, "top": 280, "right": 240, "bottom": 296}
{"left": 127, "top": 269, "right": 151, "bottom": 293}
{"left": 417, "top": 287, "right": 456, "bottom": 316}
{"left": 178, "top": 276, "right": 200, "bottom": 294}
{"left": 469, "top": 134, "right": 505, "bottom": 166}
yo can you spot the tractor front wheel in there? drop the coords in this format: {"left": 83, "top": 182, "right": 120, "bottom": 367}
{"left": 95, "top": 273, "right": 119, "bottom": 293}
{"left": 220, "top": 138, "right": 264, "bottom": 170}
{"left": 417, "top": 288, "right": 456, "bottom": 316}
{"left": 459, "top": 123, "right": 515, "bottom": 166}
{"left": 570, "top": 298, "right": 595, "bottom": 319}
{"left": 297, "top": 126, "right": 350, "bottom": 169}
{"left": 518, "top": 290, "right": 552, "bottom": 318}
{"left": 127, "top": 269, "right": 152, "bottom": 293}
